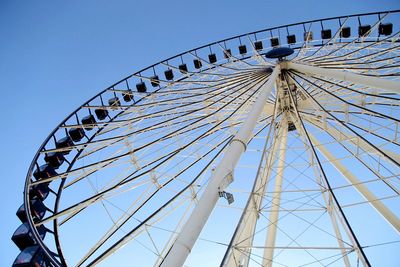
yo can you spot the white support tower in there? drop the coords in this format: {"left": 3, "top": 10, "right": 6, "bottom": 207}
{"left": 262, "top": 115, "right": 288, "bottom": 267}
{"left": 160, "top": 66, "right": 281, "bottom": 267}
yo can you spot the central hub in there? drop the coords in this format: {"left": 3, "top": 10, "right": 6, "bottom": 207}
{"left": 265, "top": 47, "right": 294, "bottom": 59}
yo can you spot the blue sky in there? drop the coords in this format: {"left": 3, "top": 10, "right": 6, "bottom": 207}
{"left": 1, "top": 0, "right": 399, "bottom": 265}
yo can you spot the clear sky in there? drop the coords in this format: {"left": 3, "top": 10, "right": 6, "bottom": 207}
{"left": 1, "top": 0, "right": 399, "bottom": 266}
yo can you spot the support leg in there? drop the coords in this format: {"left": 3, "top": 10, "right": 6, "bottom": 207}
{"left": 160, "top": 66, "right": 280, "bottom": 267}
{"left": 263, "top": 116, "right": 288, "bottom": 267}
{"left": 308, "top": 133, "right": 400, "bottom": 233}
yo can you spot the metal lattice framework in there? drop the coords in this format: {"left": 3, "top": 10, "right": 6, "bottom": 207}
{"left": 13, "top": 10, "right": 400, "bottom": 267}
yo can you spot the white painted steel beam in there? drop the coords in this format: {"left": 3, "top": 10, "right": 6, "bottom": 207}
{"left": 283, "top": 73, "right": 371, "bottom": 266}
{"left": 223, "top": 123, "right": 281, "bottom": 267}
{"left": 285, "top": 61, "right": 400, "bottom": 94}
{"left": 289, "top": 112, "right": 351, "bottom": 267}
{"left": 263, "top": 116, "right": 288, "bottom": 267}
{"left": 160, "top": 66, "right": 280, "bottom": 267}
{"left": 309, "top": 133, "right": 400, "bottom": 233}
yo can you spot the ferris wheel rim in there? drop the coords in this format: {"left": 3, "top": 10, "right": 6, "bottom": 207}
{"left": 17, "top": 9, "right": 400, "bottom": 267}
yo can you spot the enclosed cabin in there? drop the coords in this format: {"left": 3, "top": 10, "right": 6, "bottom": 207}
{"left": 16, "top": 199, "right": 47, "bottom": 223}
{"left": 12, "top": 223, "right": 46, "bottom": 251}
{"left": 12, "top": 246, "right": 49, "bottom": 267}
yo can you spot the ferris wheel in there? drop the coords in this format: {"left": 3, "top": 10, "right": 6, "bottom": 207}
{"left": 12, "top": 10, "right": 400, "bottom": 267}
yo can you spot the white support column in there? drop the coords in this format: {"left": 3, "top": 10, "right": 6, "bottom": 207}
{"left": 263, "top": 116, "right": 288, "bottom": 267}
{"left": 283, "top": 72, "right": 371, "bottom": 266}
{"left": 309, "top": 133, "right": 400, "bottom": 233}
{"left": 286, "top": 61, "right": 400, "bottom": 94}
{"left": 289, "top": 113, "right": 351, "bottom": 267}
{"left": 160, "top": 66, "right": 280, "bottom": 267}
{"left": 223, "top": 130, "right": 281, "bottom": 267}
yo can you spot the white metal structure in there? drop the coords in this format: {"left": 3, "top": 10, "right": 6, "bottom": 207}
{"left": 17, "top": 10, "right": 400, "bottom": 267}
